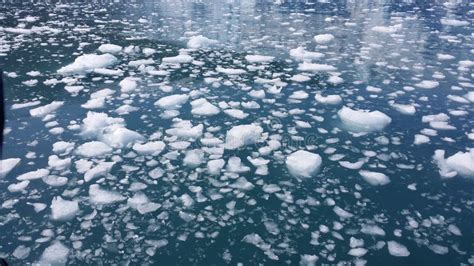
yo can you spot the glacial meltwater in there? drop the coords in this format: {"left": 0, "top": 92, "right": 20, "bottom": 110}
{"left": 0, "top": 1, "right": 473, "bottom": 265}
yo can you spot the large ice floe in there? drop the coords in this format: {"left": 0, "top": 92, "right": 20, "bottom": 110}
{"left": 57, "top": 54, "right": 118, "bottom": 74}
{"left": 338, "top": 106, "right": 392, "bottom": 132}
{"left": 224, "top": 124, "right": 264, "bottom": 149}
{"left": 286, "top": 150, "right": 322, "bottom": 178}
{"left": 433, "top": 149, "right": 474, "bottom": 178}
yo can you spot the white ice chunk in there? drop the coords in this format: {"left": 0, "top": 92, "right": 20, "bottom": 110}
{"left": 89, "top": 184, "right": 126, "bottom": 205}
{"left": 371, "top": 24, "right": 402, "bottom": 33}
{"left": 338, "top": 106, "right": 391, "bottom": 132}
{"left": 39, "top": 242, "right": 69, "bottom": 265}
{"left": 57, "top": 54, "right": 117, "bottom": 75}
{"left": 359, "top": 170, "right": 390, "bottom": 186}
{"left": 387, "top": 241, "right": 410, "bottom": 257}
{"left": 0, "top": 158, "right": 21, "bottom": 178}
{"left": 415, "top": 80, "right": 439, "bottom": 89}
{"left": 30, "top": 101, "right": 64, "bottom": 117}
{"left": 207, "top": 159, "right": 225, "bottom": 175}
{"left": 315, "top": 94, "right": 342, "bottom": 105}
{"left": 286, "top": 150, "right": 322, "bottom": 178}
{"left": 162, "top": 53, "right": 193, "bottom": 64}
{"left": 119, "top": 77, "right": 138, "bottom": 93}
{"left": 8, "top": 180, "right": 29, "bottom": 192}
{"left": 98, "top": 44, "right": 122, "bottom": 54}
{"left": 389, "top": 102, "right": 416, "bottom": 115}
{"left": 76, "top": 141, "right": 112, "bottom": 157}
{"left": 84, "top": 162, "right": 115, "bottom": 182}
{"left": 313, "top": 33, "right": 334, "bottom": 44}
{"left": 298, "top": 62, "right": 337, "bottom": 72}
{"left": 183, "top": 149, "right": 204, "bottom": 168}
{"left": 51, "top": 196, "right": 79, "bottom": 221}
{"left": 224, "top": 124, "right": 263, "bottom": 149}
{"left": 100, "top": 126, "right": 144, "bottom": 148}
{"left": 289, "top": 47, "right": 324, "bottom": 61}
{"left": 245, "top": 54, "right": 274, "bottom": 63}
{"left": 154, "top": 94, "right": 189, "bottom": 109}
{"left": 216, "top": 66, "right": 247, "bottom": 75}
{"left": 187, "top": 35, "right": 218, "bottom": 49}
{"left": 17, "top": 169, "right": 49, "bottom": 181}
{"left": 191, "top": 98, "right": 220, "bottom": 116}
{"left": 132, "top": 141, "right": 166, "bottom": 155}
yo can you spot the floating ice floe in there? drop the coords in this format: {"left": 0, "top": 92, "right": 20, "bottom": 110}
{"left": 371, "top": 24, "right": 402, "bottom": 33}
{"left": 154, "top": 94, "right": 189, "bottom": 109}
{"left": 17, "top": 169, "right": 49, "bottom": 181}
{"left": 298, "top": 62, "right": 337, "bottom": 72}
{"left": 162, "top": 53, "right": 193, "bottom": 64}
{"left": 98, "top": 43, "right": 122, "bottom": 54}
{"left": 30, "top": 101, "right": 64, "bottom": 117}
{"left": 216, "top": 66, "right": 247, "bottom": 75}
{"left": 187, "top": 35, "right": 218, "bottom": 49}
{"left": 191, "top": 98, "right": 220, "bottom": 116}
{"left": 389, "top": 101, "right": 416, "bottom": 115}
{"left": 359, "top": 170, "right": 390, "bottom": 186}
{"left": 57, "top": 54, "right": 118, "bottom": 75}
{"left": 51, "top": 196, "right": 79, "bottom": 221}
{"left": 166, "top": 120, "right": 203, "bottom": 140}
{"left": 84, "top": 162, "right": 115, "bottom": 182}
{"left": 38, "top": 241, "right": 70, "bottom": 265}
{"left": 313, "top": 33, "right": 334, "bottom": 44}
{"left": 289, "top": 47, "right": 324, "bottom": 61}
{"left": 132, "top": 141, "right": 166, "bottom": 156}
{"left": 75, "top": 141, "right": 112, "bottom": 157}
{"left": 224, "top": 124, "right": 263, "bottom": 149}
{"left": 89, "top": 184, "right": 126, "bottom": 205}
{"left": 119, "top": 77, "right": 138, "bottom": 93}
{"left": 338, "top": 106, "right": 391, "bottom": 132}
{"left": 286, "top": 150, "right": 322, "bottom": 178}
{"left": 315, "top": 94, "right": 342, "bottom": 105}
{"left": 245, "top": 54, "right": 274, "bottom": 63}
{"left": 0, "top": 158, "right": 21, "bottom": 178}
{"left": 440, "top": 18, "right": 469, "bottom": 27}
{"left": 415, "top": 80, "right": 439, "bottom": 89}
{"left": 387, "top": 241, "right": 410, "bottom": 257}
{"left": 433, "top": 149, "right": 474, "bottom": 178}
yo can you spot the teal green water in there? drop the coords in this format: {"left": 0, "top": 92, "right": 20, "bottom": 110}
{"left": 0, "top": 1, "right": 473, "bottom": 265}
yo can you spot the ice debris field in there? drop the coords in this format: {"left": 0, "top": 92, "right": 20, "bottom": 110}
{"left": 0, "top": 1, "right": 473, "bottom": 265}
